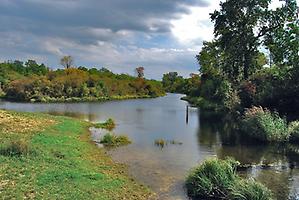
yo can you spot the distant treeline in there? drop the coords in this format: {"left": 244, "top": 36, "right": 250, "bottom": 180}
{"left": 0, "top": 60, "right": 165, "bottom": 102}
{"left": 162, "top": 72, "right": 200, "bottom": 96}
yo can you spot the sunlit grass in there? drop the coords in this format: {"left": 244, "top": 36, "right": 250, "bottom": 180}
{"left": 0, "top": 110, "right": 152, "bottom": 199}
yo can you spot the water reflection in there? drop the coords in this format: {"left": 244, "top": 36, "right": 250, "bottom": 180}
{"left": 0, "top": 95, "right": 298, "bottom": 199}
{"left": 198, "top": 112, "right": 299, "bottom": 199}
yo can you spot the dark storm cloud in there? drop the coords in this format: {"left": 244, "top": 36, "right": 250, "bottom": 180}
{"left": 0, "top": 0, "right": 210, "bottom": 78}
{"left": 0, "top": 0, "right": 209, "bottom": 35}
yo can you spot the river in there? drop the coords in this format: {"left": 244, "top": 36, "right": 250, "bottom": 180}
{"left": 0, "top": 94, "right": 298, "bottom": 199}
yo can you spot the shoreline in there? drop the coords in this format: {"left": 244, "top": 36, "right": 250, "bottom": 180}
{"left": 0, "top": 109, "right": 154, "bottom": 199}
{"left": 0, "top": 94, "right": 164, "bottom": 104}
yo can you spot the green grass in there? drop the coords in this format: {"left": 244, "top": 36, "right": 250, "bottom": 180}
{"left": 100, "top": 133, "right": 131, "bottom": 147}
{"left": 0, "top": 110, "right": 152, "bottom": 199}
{"left": 230, "top": 179, "right": 273, "bottom": 200}
{"left": 186, "top": 158, "right": 272, "bottom": 200}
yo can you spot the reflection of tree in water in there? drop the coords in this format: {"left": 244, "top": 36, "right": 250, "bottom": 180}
{"left": 47, "top": 111, "right": 96, "bottom": 121}
{"left": 197, "top": 111, "right": 299, "bottom": 200}
{"left": 250, "top": 169, "right": 298, "bottom": 200}
{"left": 197, "top": 111, "right": 238, "bottom": 147}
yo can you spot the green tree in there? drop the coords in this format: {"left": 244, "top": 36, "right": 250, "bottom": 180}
{"left": 264, "top": 0, "right": 298, "bottom": 67}
{"left": 210, "top": 0, "right": 273, "bottom": 81}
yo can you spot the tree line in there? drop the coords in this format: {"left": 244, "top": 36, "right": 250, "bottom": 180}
{"left": 0, "top": 59, "right": 165, "bottom": 102}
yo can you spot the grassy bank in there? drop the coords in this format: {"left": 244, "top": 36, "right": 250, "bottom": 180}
{"left": 0, "top": 110, "right": 153, "bottom": 199}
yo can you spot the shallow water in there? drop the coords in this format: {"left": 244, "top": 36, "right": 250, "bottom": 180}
{"left": 0, "top": 94, "right": 298, "bottom": 199}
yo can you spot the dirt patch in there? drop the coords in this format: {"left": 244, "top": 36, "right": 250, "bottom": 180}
{"left": 0, "top": 110, "right": 55, "bottom": 134}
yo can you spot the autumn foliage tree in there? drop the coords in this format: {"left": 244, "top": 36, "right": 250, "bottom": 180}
{"left": 0, "top": 60, "right": 165, "bottom": 102}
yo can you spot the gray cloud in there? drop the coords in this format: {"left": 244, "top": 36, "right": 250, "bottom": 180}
{"left": 0, "top": 0, "right": 210, "bottom": 78}
{"left": 0, "top": 0, "right": 209, "bottom": 34}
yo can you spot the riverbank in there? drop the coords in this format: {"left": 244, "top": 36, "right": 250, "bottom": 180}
{"left": 0, "top": 109, "right": 153, "bottom": 199}
{"left": 1, "top": 94, "right": 163, "bottom": 103}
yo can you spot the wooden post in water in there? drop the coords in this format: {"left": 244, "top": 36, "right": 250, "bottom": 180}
{"left": 186, "top": 105, "right": 189, "bottom": 124}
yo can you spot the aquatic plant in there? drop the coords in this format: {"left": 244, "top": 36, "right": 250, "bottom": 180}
{"left": 154, "top": 139, "right": 183, "bottom": 149}
{"left": 241, "top": 106, "right": 289, "bottom": 142}
{"left": 230, "top": 179, "right": 272, "bottom": 200}
{"left": 154, "top": 139, "right": 167, "bottom": 148}
{"left": 169, "top": 140, "right": 183, "bottom": 145}
{"left": 94, "top": 118, "right": 116, "bottom": 130}
{"left": 100, "top": 133, "right": 131, "bottom": 147}
{"left": 186, "top": 158, "right": 272, "bottom": 200}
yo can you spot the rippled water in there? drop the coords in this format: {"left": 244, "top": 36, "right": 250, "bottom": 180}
{"left": 1, "top": 94, "right": 298, "bottom": 199}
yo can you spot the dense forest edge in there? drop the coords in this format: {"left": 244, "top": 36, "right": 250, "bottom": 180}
{"left": 0, "top": 60, "right": 165, "bottom": 102}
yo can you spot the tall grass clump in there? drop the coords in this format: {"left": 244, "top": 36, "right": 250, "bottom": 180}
{"left": 241, "top": 106, "right": 289, "bottom": 142}
{"left": 100, "top": 133, "right": 131, "bottom": 147}
{"left": 0, "top": 140, "right": 31, "bottom": 157}
{"left": 230, "top": 179, "right": 273, "bottom": 200}
{"left": 186, "top": 158, "right": 272, "bottom": 200}
{"left": 186, "top": 158, "right": 239, "bottom": 199}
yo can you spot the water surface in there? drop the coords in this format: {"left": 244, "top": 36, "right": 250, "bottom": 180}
{"left": 1, "top": 94, "right": 298, "bottom": 199}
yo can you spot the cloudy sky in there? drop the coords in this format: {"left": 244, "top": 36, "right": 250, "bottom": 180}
{"left": 0, "top": 0, "right": 293, "bottom": 79}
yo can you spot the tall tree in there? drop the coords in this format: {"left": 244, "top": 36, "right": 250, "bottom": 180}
{"left": 211, "top": 0, "right": 272, "bottom": 81}
{"left": 264, "top": 0, "right": 298, "bottom": 67}
{"left": 60, "top": 56, "right": 74, "bottom": 69}
{"left": 211, "top": 0, "right": 298, "bottom": 80}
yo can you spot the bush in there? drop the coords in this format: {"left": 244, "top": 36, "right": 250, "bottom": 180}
{"left": 100, "top": 133, "right": 131, "bottom": 147}
{"left": 288, "top": 121, "right": 299, "bottom": 143}
{"left": 241, "top": 106, "right": 289, "bottom": 142}
{"left": 186, "top": 158, "right": 272, "bottom": 200}
{"left": 230, "top": 179, "right": 273, "bottom": 200}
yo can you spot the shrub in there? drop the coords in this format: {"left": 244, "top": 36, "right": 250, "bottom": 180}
{"left": 0, "top": 140, "right": 31, "bottom": 157}
{"left": 100, "top": 133, "right": 131, "bottom": 147}
{"left": 241, "top": 106, "right": 289, "bottom": 142}
{"left": 186, "top": 158, "right": 239, "bottom": 199}
{"left": 288, "top": 121, "right": 299, "bottom": 143}
{"left": 230, "top": 179, "right": 273, "bottom": 200}
{"left": 186, "top": 158, "right": 273, "bottom": 200}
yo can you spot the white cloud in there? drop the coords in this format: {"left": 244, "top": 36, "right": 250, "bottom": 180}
{"left": 171, "top": 1, "right": 220, "bottom": 45}
{"left": 40, "top": 37, "right": 198, "bottom": 78}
